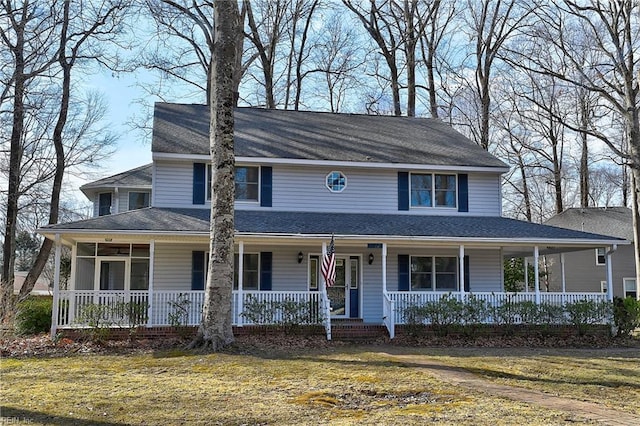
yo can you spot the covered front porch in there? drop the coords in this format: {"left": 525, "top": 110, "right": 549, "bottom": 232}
{"left": 52, "top": 288, "right": 609, "bottom": 340}
{"left": 40, "top": 208, "right": 626, "bottom": 340}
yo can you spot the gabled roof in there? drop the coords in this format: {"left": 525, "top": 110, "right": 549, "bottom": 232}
{"left": 151, "top": 103, "right": 508, "bottom": 169}
{"left": 40, "top": 207, "right": 623, "bottom": 247}
{"left": 545, "top": 207, "right": 633, "bottom": 241}
{"left": 80, "top": 163, "right": 153, "bottom": 191}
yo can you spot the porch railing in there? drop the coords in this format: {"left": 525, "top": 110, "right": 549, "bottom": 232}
{"left": 386, "top": 291, "right": 609, "bottom": 326}
{"left": 382, "top": 292, "right": 395, "bottom": 339}
{"left": 55, "top": 290, "right": 324, "bottom": 329}
{"left": 54, "top": 290, "right": 609, "bottom": 338}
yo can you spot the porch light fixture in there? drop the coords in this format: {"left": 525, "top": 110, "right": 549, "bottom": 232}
{"left": 298, "top": 251, "right": 304, "bottom": 263}
{"left": 368, "top": 253, "right": 374, "bottom": 265}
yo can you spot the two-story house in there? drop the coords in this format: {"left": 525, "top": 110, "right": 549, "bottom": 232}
{"left": 545, "top": 207, "right": 637, "bottom": 299}
{"left": 39, "top": 103, "right": 624, "bottom": 338}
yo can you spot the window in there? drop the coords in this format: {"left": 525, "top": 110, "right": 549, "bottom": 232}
{"left": 410, "top": 256, "right": 458, "bottom": 291}
{"left": 234, "top": 253, "right": 259, "bottom": 290}
{"left": 309, "top": 256, "right": 319, "bottom": 290}
{"left": 410, "top": 173, "right": 456, "bottom": 208}
{"left": 128, "top": 192, "right": 150, "bottom": 210}
{"left": 624, "top": 278, "right": 637, "bottom": 299}
{"left": 74, "top": 243, "right": 150, "bottom": 291}
{"left": 600, "top": 281, "right": 608, "bottom": 293}
{"left": 98, "top": 193, "right": 112, "bottom": 216}
{"left": 595, "top": 248, "right": 606, "bottom": 266}
{"left": 207, "top": 165, "right": 259, "bottom": 202}
{"left": 326, "top": 171, "right": 346, "bottom": 192}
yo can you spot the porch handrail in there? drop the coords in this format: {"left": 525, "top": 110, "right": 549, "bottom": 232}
{"left": 382, "top": 291, "right": 395, "bottom": 339}
{"left": 385, "top": 290, "right": 610, "bottom": 325}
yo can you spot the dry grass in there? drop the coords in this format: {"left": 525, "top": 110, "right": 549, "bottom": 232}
{"left": 2, "top": 343, "right": 636, "bottom": 425}
{"left": 405, "top": 346, "right": 640, "bottom": 416}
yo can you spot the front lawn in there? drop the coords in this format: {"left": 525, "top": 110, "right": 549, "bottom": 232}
{"left": 1, "top": 340, "right": 638, "bottom": 425}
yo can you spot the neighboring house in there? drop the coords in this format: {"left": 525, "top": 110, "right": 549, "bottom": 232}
{"left": 80, "top": 163, "right": 152, "bottom": 216}
{"left": 545, "top": 207, "right": 638, "bottom": 299}
{"left": 39, "top": 103, "right": 625, "bottom": 338}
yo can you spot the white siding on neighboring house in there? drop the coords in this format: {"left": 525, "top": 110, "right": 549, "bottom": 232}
{"left": 153, "top": 160, "right": 195, "bottom": 208}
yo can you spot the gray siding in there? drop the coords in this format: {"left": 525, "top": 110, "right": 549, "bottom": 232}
{"left": 153, "top": 243, "right": 204, "bottom": 291}
{"left": 468, "top": 174, "right": 502, "bottom": 216}
{"left": 150, "top": 242, "right": 503, "bottom": 322}
{"left": 153, "top": 161, "right": 503, "bottom": 215}
{"left": 546, "top": 245, "right": 636, "bottom": 298}
{"left": 467, "top": 249, "right": 503, "bottom": 292}
{"left": 153, "top": 160, "right": 195, "bottom": 208}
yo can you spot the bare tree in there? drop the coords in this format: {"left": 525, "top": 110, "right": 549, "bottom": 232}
{"left": 517, "top": 1, "right": 640, "bottom": 297}
{"left": 191, "top": 0, "right": 241, "bottom": 350}
{"left": 462, "top": 0, "right": 532, "bottom": 150}
{"left": 417, "top": 0, "right": 456, "bottom": 118}
{"left": 244, "top": 0, "right": 290, "bottom": 108}
{"left": 1, "top": 1, "right": 61, "bottom": 289}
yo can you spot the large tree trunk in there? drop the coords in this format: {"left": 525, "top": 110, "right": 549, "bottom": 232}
{"left": 2, "top": 23, "right": 26, "bottom": 290}
{"left": 191, "top": 0, "right": 240, "bottom": 350}
{"left": 19, "top": 1, "right": 72, "bottom": 299}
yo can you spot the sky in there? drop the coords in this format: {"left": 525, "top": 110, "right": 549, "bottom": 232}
{"left": 82, "top": 70, "right": 153, "bottom": 182}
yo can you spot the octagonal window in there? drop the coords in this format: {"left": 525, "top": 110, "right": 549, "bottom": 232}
{"left": 326, "top": 171, "right": 347, "bottom": 192}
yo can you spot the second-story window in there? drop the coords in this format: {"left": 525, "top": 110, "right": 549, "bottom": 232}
{"left": 326, "top": 171, "right": 346, "bottom": 192}
{"left": 98, "top": 193, "right": 112, "bottom": 216}
{"left": 207, "top": 165, "right": 259, "bottom": 202}
{"left": 410, "top": 173, "right": 457, "bottom": 208}
{"left": 128, "top": 192, "right": 150, "bottom": 210}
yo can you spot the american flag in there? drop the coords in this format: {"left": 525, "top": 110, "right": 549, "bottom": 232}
{"left": 322, "top": 235, "right": 336, "bottom": 287}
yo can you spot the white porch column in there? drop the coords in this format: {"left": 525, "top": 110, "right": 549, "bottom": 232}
{"left": 237, "top": 241, "right": 244, "bottom": 326}
{"left": 606, "top": 244, "right": 616, "bottom": 302}
{"left": 560, "top": 253, "right": 566, "bottom": 294}
{"left": 524, "top": 257, "right": 529, "bottom": 293}
{"left": 382, "top": 243, "right": 388, "bottom": 293}
{"left": 114, "top": 187, "right": 119, "bottom": 213}
{"left": 459, "top": 245, "right": 465, "bottom": 300}
{"left": 49, "top": 234, "right": 61, "bottom": 339}
{"left": 534, "top": 246, "right": 540, "bottom": 304}
{"left": 147, "top": 240, "right": 155, "bottom": 327}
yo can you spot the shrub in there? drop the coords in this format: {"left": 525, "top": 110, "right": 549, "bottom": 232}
{"left": 613, "top": 297, "right": 640, "bottom": 337}
{"left": 167, "top": 293, "right": 192, "bottom": 327}
{"left": 461, "top": 294, "right": 490, "bottom": 325}
{"left": 564, "top": 299, "right": 612, "bottom": 336}
{"left": 15, "top": 297, "right": 52, "bottom": 335}
{"left": 240, "top": 296, "right": 324, "bottom": 334}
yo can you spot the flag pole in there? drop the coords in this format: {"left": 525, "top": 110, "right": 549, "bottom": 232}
{"left": 321, "top": 240, "right": 331, "bottom": 340}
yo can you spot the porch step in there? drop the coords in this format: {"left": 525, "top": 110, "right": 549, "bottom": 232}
{"left": 330, "top": 323, "right": 388, "bottom": 340}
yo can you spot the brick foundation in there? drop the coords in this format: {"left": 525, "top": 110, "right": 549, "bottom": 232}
{"left": 58, "top": 323, "right": 611, "bottom": 341}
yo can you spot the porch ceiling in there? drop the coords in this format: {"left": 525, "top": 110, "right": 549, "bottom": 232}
{"left": 38, "top": 208, "right": 626, "bottom": 251}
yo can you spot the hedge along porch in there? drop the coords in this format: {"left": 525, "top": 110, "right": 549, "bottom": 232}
{"left": 41, "top": 208, "right": 625, "bottom": 340}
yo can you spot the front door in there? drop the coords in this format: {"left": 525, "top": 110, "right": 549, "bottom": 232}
{"left": 326, "top": 256, "right": 360, "bottom": 318}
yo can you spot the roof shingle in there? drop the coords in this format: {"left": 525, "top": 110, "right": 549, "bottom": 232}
{"left": 151, "top": 103, "right": 508, "bottom": 168}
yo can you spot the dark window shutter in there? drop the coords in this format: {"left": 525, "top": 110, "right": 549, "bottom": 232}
{"left": 398, "top": 254, "right": 410, "bottom": 291}
{"left": 260, "top": 252, "right": 272, "bottom": 291}
{"left": 463, "top": 255, "right": 470, "bottom": 292}
{"left": 458, "top": 173, "right": 468, "bottom": 212}
{"left": 260, "top": 166, "right": 272, "bottom": 207}
{"left": 192, "top": 251, "right": 205, "bottom": 290}
{"left": 398, "top": 172, "right": 409, "bottom": 211}
{"left": 193, "top": 163, "right": 206, "bottom": 205}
